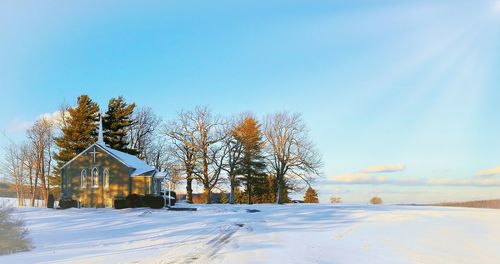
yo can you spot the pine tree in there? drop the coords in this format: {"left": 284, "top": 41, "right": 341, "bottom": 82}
{"left": 233, "top": 116, "right": 267, "bottom": 204}
{"left": 54, "top": 95, "right": 99, "bottom": 169}
{"left": 103, "top": 96, "right": 136, "bottom": 154}
{"left": 304, "top": 186, "right": 319, "bottom": 203}
{"left": 220, "top": 191, "right": 228, "bottom": 204}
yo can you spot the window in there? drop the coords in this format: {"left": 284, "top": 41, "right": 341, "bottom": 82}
{"left": 92, "top": 167, "right": 99, "bottom": 188}
{"left": 81, "top": 169, "right": 87, "bottom": 189}
{"left": 103, "top": 168, "right": 109, "bottom": 189}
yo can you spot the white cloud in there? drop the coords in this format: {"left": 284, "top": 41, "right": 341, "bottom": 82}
{"left": 332, "top": 173, "right": 387, "bottom": 184}
{"left": 7, "top": 118, "right": 33, "bottom": 133}
{"left": 326, "top": 174, "right": 500, "bottom": 187}
{"left": 476, "top": 167, "right": 500, "bottom": 178}
{"left": 5, "top": 111, "right": 64, "bottom": 135}
{"left": 38, "top": 111, "right": 64, "bottom": 126}
{"left": 362, "top": 164, "right": 406, "bottom": 174}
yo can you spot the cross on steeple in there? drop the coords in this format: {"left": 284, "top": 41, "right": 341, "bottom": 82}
{"left": 89, "top": 146, "right": 99, "bottom": 164}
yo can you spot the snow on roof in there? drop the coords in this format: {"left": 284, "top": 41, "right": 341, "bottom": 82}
{"left": 154, "top": 171, "right": 169, "bottom": 179}
{"left": 97, "top": 143, "right": 155, "bottom": 176}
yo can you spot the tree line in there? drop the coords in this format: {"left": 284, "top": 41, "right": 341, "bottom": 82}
{"left": 1, "top": 95, "right": 322, "bottom": 205}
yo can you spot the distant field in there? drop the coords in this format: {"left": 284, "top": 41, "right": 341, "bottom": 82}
{"left": 434, "top": 199, "right": 500, "bottom": 209}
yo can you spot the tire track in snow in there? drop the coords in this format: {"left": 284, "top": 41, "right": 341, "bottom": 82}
{"left": 158, "top": 223, "right": 245, "bottom": 264}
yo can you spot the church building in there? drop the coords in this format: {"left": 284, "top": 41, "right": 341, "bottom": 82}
{"left": 60, "top": 116, "right": 163, "bottom": 207}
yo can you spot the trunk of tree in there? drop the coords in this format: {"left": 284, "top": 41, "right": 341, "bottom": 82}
{"left": 47, "top": 149, "right": 52, "bottom": 199}
{"left": 230, "top": 176, "right": 236, "bottom": 204}
{"left": 29, "top": 166, "right": 34, "bottom": 207}
{"left": 31, "top": 171, "right": 39, "bottom": 207}
{"left": 276, "top": 175, "right": 283, "bottom": 204}
{"left": 204, "top": 185, "right": 211, "bottom": 204}
{"left": 16, "top": 188, "right": 21, "bottom": 207}
{"left": 185, "top": 176, "right": 193, "bottom": 203}
{"left": 247, "top": 173, "right": 252, "bottom": 204}
{"left": 40, "top": 155, "right": 47, "bottom": 206}
{"left": 202, "top": 146, "right": 211, "bottom": 204}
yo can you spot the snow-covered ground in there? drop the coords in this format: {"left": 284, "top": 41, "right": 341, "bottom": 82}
{"left": 0, "top": 197, "right": 56, "bottom": 208}
{"left": 1, "top": 202, "right": 500, "bottom": 264}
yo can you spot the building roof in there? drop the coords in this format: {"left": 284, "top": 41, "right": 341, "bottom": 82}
{"left": 97, "top": 143, "right": 156, "bottom": 176}
{"left": 60, "top": 142, "right": 156, "bottom": 177}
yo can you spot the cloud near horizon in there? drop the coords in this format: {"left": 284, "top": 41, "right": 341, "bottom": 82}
{"left": 362, "top": 164, "right": 406, "bottom": 174}
{"left": 327, "top": 174, "right": 500, "bottom": 187}
{"left": 476, "top": 167, "right": 500, "bottom": 178}
{"left": 327, "top": 163, "right": 500, "bottom": 187}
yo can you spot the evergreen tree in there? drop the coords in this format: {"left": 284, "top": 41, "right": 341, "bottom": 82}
{"left": 304, "top": 186, "right": 319, "bottom": 203}
{"left": 233, "top": 188, "right": 244, "bottom": 204}
{"left": 103, "top": 96, "right": 136, "bottom": 154}
{"left": 233, "top": 116, "right": 267, "bottom": 204}
{"left": 220, "top": 191, "right": 228, "bottom": 204}
{"left": 54, "top": 95, "right": 99, "bottom": 169}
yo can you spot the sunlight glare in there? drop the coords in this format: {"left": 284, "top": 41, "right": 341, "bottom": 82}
{"left": 495, "top": 0, "right": 500, "bottom": 13}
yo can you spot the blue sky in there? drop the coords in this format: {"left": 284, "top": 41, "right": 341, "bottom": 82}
{"left": 1, "top": 0, "right": 500, "bottom": 203}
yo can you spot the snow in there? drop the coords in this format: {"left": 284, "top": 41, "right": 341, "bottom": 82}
{"left": 1, "top": 201, "right": 500, "bottom": 263}
{"left": 0, "top": 197, "right": 54, "bottom": 208}
{"left": 97, "top": 143, "right": 155, "bottom": 176}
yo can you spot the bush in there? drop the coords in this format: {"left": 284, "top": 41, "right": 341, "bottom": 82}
{"left": 114, "top": 198, "right": 127, "bottom": 209}
{"left": 47, "top": 194, "right": 55, "bottom": 208}
{"left": 220, "top": 191, "right": 228, "bottom": 204}
{"left": 143, "top": 194, "right": 154, "bottom": 207}
{"left": 330, "top": 197, "right": 343, "bottom": 204}
{"left": 148, "top": 196, "right": 165, "bottom": 209}
{"left": 370, "top": 196, "right": 383, "bottom": 205}
{"left": 0, "top": 206, "right": 31, "bottom": 255}
{"left": 126, "top": 194, "right": 145, "bottom": 208}
{"left": 304, "top": 186, "right": 319, "bottom": 203}
{"left": 59, "top": 199, "right": 77, "bottom": 209}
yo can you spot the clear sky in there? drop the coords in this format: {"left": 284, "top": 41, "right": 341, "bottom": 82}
{"left": 1, "top": 0, "right": 500, "bottom": 203}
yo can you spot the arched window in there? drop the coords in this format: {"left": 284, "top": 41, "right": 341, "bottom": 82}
{"left": 92, "top": 167, "right": 99, "bottom": 188}
{"left": 81, "top": 169, "right": 87, "bottom": 189}
{"left": 103, "top": 168, "right": 109, "bottom": 189}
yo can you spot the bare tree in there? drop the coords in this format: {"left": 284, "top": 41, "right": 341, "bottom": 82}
{"left": 26, "top": 118, "right": 55, "bottom": 206}
{"left": 190, "top": 106, "right": 228, "bottom": 204}
{"left": 21, "top": 144, "right": 37, "bottom": 207}
{"left": 263, "top": 112, "right": 322, "bottom": 204}
{"left": 220, "top": 118, "right": 244, "bottom": 204}
{"left": 144, "top": 136, "right": 171, "bottom": 171}
{"left": 1, "top": 142, "right": 27, "bottom": 206}
{"left": 164, "top": 110, "right": 198, "bottom": 203}
{"left": 129, "top": 107, "right": 161, "bottom": 160}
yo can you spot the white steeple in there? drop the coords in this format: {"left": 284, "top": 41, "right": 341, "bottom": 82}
{"left": 97, "top": 113, "right": 104, "bottom": 145}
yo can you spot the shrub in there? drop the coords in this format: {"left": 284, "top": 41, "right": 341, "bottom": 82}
{"left": 304, "top": 186, "right": 319, "bottom": 203}
{"left": 143, "top": 194, "right": 154, "bottom": 207}
{"left": 114, "top": 198, "right": 127, "bottom": 209}
{"left": 59, "top": 199, "right": 77, "bottom": 209}
{"left": 330, "top": 197, "right": 343, "bottom": 204}
{"left": 0, "top": 206, "right": 31, "bottom": 255}
{"left": 47, "top": 194, "right": 55, "bottom": 208}
{"left": 370, "top": 196, "right": 383, "bottom": 205}
{"left": 126, "top": 194, "right": 144, "bottom": 208}
{"left": 220, "top": 191, "right": 228, "bottom": 204}
{"left": 148, "top": 196, "right": 165, "bottom": 209}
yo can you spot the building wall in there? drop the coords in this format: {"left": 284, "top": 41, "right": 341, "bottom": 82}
{"left": 131, "top": 176, "right": 151, "bottom": 195}
{"left": 61, "top": 145, "right": 131, "bottom": 207}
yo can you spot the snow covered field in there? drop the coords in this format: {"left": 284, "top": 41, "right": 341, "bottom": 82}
{"left": 1, "top": 203, "right": 500, "bottom": 264}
